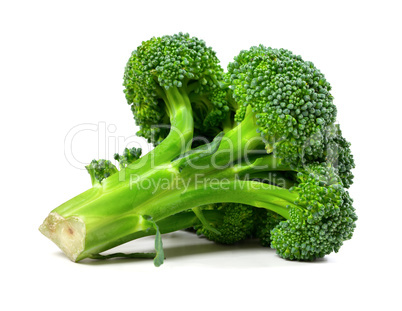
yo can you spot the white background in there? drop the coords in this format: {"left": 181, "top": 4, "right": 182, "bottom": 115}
{"left": 1, "top": 0, "right": 401, "bottom": 310}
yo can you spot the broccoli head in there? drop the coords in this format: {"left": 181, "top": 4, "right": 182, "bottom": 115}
{"left": 227, "top": 45, "right": 337, "bottom": 165}
{"left": 269, "top": 164, "right": 357, "bottom": 260}
{"left": 123, "top": 32, "right": 229, "bottom": 145}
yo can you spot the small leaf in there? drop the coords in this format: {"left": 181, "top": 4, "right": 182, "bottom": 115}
{"left": 151, "top": 219, "right": 165, "bottom": 267}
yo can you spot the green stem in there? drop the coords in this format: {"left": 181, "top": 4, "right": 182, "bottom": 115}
{"left": 134, "top": 179, "right": 297, "bottom": 221}
{"left": 245, "top": 171, "right": 295, "bottom": 189}
{"left": 180, "top": 108, "right": 266, "bottom": 175}
{"left": 222, "top": 111, "right": 235, "bottom": 133}
{"left": 109, "top": 86, "right": 194, "bottom": 186}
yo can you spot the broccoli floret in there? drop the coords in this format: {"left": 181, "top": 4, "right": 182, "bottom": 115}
{"left": 85, "top": 159, "right": 118, "bottom": 185}
{"left": 249, "top": 164, "right": 357, "bottom": 260}
{"left": 227, "top": 45, "right": 336, "bottom": 165}
{"left": 123, "top": 32, "right": 229, "bottom": 146}
{"left": 196, "top": 203, "right": 256, "bottom": 244}
{"left": 40, "top": 34, "right": 357, "bottom": 266}
{"left": 114, "top": 147, "right": 142, "bottom": 169}
{"left": 269, "top": 164, "right": 357, "bottom": 260}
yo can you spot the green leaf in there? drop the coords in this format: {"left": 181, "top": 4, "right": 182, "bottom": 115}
{"left": 151, "top": 219, "right": 165, "bottom": 267}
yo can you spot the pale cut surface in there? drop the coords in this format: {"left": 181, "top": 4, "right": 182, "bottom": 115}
{"left": 39, "top": 212, "right": 85, "bottom": 261}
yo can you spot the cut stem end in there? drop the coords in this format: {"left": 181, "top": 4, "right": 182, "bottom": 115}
{"left": 39, "top": 212, "right": 85, "bottom": 262}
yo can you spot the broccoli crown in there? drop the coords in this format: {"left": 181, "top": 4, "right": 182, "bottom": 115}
{"left": 197, "top": 203, "right": 256, "bottom": 244}
{"left": 85, "top": 159, "right": 118, "bottom": 185}
{"left": 269, "top": 164, "right": 357, "bottom": 260}
{"left": 114, "top": 147, "right": 142, "bottom": 169}
{"left": 123, "top": 32, "right": 229, "bottom": 144}
{"left": 227, "top": 45, "right": 337, "bottom": 165}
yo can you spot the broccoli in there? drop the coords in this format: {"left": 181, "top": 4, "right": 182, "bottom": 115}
{"left": 39, "top": 33, "right": 357, "bottom": 266}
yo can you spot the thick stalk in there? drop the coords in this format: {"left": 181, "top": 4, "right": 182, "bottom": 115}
{"left": 40, "top": 162, "right": 298, "bottom": 262}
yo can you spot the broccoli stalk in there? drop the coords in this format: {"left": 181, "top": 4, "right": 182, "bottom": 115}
{"left": 133, "top": 86, "right": 194, "bottom": 168}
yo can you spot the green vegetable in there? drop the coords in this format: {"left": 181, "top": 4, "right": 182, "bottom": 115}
{"left": 39, "top": 33, "right": 357, "bottom": 266}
